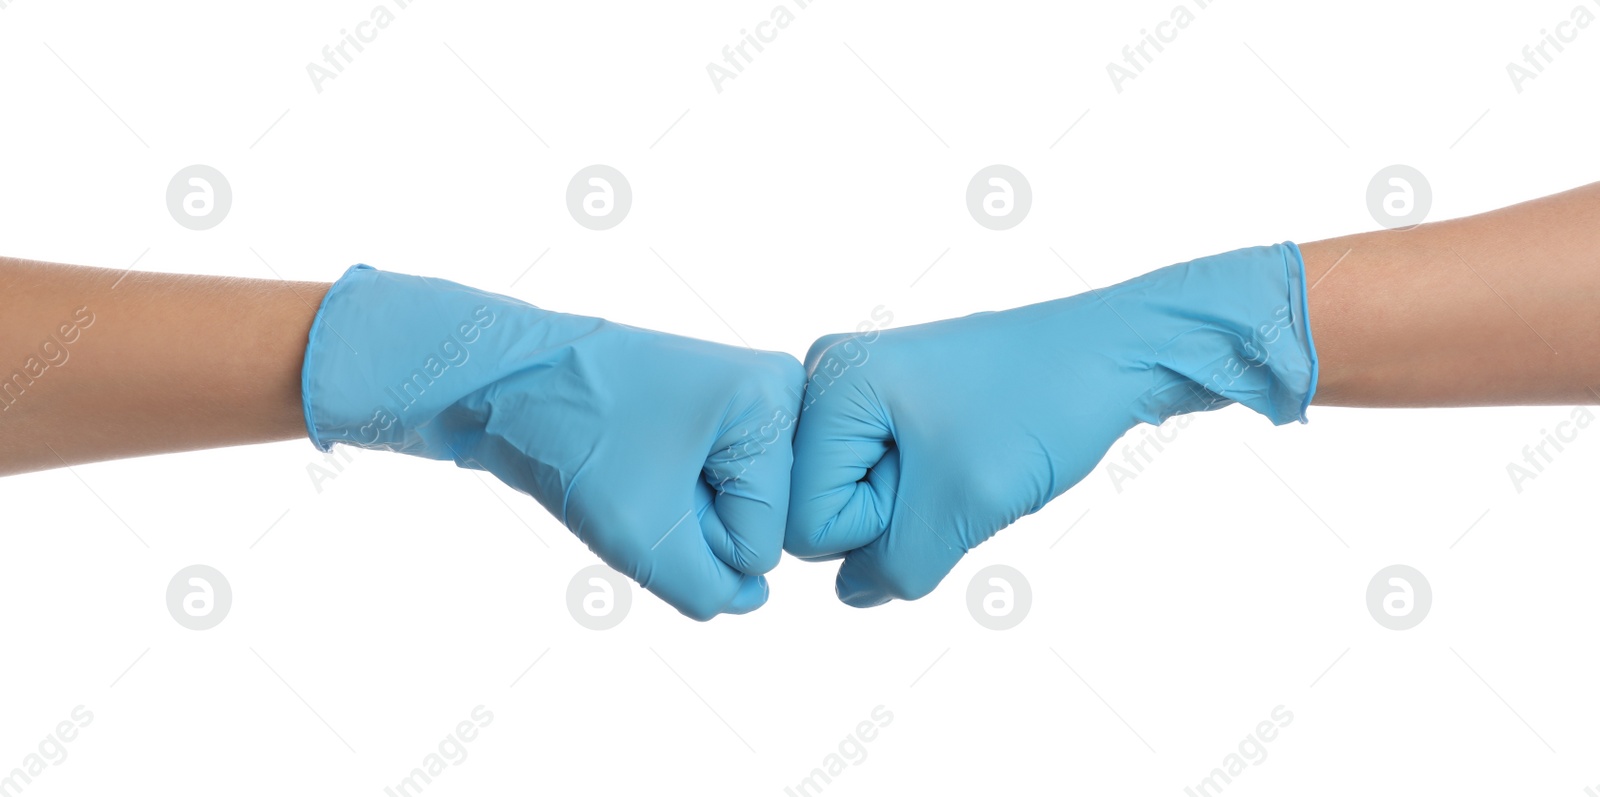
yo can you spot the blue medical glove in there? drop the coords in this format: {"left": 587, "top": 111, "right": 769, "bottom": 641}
{"left": 785, "top": 243, "right": 1319, "bottom": 607}
{"left": 302, "top": 266, "right": 803, "bottom": 620}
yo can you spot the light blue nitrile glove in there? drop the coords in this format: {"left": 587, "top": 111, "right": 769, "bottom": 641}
{"left": 302, "top": 266, "right": 804, "bottom": 620}
{"left": 785, "top": 243, "right": 1319, "bottom": 607}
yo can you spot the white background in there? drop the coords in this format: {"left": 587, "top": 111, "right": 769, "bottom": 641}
{"left": 3, "top": 0, "right": 1599, "bottom": 794}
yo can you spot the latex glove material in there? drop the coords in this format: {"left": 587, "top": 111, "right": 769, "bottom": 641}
{"left": 303, "top": 266, "right": 803, "bottom": 620}
{"left": 785, "top": 243, "right": 1319, "bottom": 607}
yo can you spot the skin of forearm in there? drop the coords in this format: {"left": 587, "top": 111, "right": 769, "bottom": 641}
{"left": 0, "top": 257, "right": 327, "bottom": 476}
{"left": 1301, "top": 181, "right": 1600, "bottom": 408}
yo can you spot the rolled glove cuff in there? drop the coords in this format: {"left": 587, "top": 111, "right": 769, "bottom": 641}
{"left": 1103, "top": 242, "right": 1320, "bottom": 426}
{"left": 300, "top": 265, "right": 588, "bottom": 456}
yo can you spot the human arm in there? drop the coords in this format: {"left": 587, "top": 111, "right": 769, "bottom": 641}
{"left": 1304, "top": 181, "right": 1600, "bottom": 407}
{"left": 0, "top": 256, "right": 324, "bottom": 476}
{"left": 785, "top": 181, "right": 1600, "bottom": 607}
{"left": 0, "top": 257, "right": 801, "bottom": 619}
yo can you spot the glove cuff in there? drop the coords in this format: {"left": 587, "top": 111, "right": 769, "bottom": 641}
{"left": 300, "top": 265, "right": 523, "bottom": 455}
{"left": 1134, "top": 242, "right": 1320, "bottom": 426}
{"left": 299, "top": 266, "right": 357, "bottom": 453}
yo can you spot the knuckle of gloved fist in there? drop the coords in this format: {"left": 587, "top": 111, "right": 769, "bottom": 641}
{"left": 750, "top": 354, "right": 805, "bottom": 408}
{"left": 739, "top": 538, "right": 784, "bottom": 575}
{"left": 724, "top": 358, "right": 804, "bottom": 452}
{"left": 878, "top": 565, "right": 942, "bottom": 602}
{"left": 802, "top": 333, "right": 849, "bottom": 368}
{"left": 780, "top": 534, "right": 817, "bottom": 559}
{"left": 710, "top": 516, "right": 782, "bottom": 573}
{"left": 672, "top": 588, "right": 729, "bottom": 622}
{"left": 801, "top": 342, "right": 880, "bottom": 403}
{"left": 763, "top": 350, "right": 806, "bottom": 386}
{"left": 782, "top": 522, "right": 840, "bottom": 560}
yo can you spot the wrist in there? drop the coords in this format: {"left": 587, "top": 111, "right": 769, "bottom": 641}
{"left": 1106, "top": 242, "right": 1319, "bottom": 426}
{"left": 301, "top": 266, "right": 528, "bottom": 453}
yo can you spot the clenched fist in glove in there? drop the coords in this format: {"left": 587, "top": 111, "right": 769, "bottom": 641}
{"left": 303, "top": 266, "right": 805, "bottom": 620}
{"left": 784, "top": 244, "right": 1318, "bottom": 607}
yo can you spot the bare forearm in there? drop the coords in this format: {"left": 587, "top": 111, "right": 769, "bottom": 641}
{"left": 0, "top": 257, "right": 326, "bottom": 475}
{"left": 1302, "top": 182, "right": 1600, "bottom": 407}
